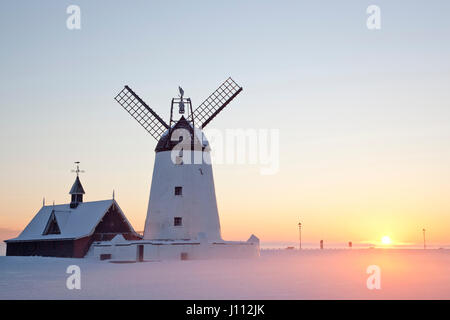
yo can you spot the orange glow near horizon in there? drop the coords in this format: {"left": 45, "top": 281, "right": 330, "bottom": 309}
{"left": 1, "top": 127, "right": 450, "bottom": 247}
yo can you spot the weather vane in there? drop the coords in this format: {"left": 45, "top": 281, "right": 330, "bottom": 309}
{"left": 71, "top": 161, "right": 84, "bottom": 177}
{"left": 178, "top": 86, "right": 185, "bottom": 114}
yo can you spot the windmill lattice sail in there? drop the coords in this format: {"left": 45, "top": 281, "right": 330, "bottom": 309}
{"left": 194, "top": 77, "right": 243, "bottom": 128}
{"left": 115, "top": 85, "right": 169, "bottom": 140}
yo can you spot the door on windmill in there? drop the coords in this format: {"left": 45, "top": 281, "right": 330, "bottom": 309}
{"left": 137, "top": 245, "right": 144, "bottom": 262}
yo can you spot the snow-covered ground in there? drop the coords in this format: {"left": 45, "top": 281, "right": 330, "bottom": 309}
{"left": 0, "top": 249, "right": 448, "bottom": 299}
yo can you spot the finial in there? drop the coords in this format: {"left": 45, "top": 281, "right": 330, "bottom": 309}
{"left": 71, "top": 161, "right": 85, "bottom": 177}
{"left": 43, "top": 197, "right": 45, "bottom": 206}
{"left": 112, "top": 189, "right": 115, "bottom": 200}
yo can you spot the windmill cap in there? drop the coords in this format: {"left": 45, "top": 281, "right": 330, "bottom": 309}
{"left": 155, "top": 116, "right": 210, "bottom": 153}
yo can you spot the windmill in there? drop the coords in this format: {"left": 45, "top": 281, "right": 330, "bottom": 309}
{"left": 114, "top": 78, "right": 242, "bottom": 241}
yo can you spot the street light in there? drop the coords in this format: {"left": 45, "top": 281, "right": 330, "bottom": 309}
{"left": 423, "top": 228, "right": 426, "bottom": 250}
{"left": 298, "top": 222, "right": 302, "bottom": 250}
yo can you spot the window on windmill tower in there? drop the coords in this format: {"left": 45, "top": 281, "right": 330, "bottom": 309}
{"left": 174, "top": 186, "right": 182, "bottom": 196}
{"left": 174, "top": 217, "right": 182, "bottom": 226}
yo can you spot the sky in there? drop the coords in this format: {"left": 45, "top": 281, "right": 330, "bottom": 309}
{"left": 1, "top": 1, "right": 449, "bottom": 248}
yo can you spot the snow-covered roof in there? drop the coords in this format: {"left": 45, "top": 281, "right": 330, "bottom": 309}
{"left": 6, "top": 199, "right": 131, "bottom": 242}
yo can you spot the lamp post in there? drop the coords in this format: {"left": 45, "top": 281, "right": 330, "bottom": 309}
{"left": 423, "top": 228, "right": 426, "bottom": 250}
{"left": 298, "top": 222, "right": 302, "bottom": 250}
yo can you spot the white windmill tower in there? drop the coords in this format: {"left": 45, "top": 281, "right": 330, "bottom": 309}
{"left": 114, "top": 78, "right": 243, "bottom": 242}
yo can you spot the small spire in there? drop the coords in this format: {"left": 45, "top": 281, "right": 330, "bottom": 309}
{"left": 112, "top": 189, "right": 115, "bottom": 200}
{"left": 69, "top": 176, "right": 85, "bottom": 195}
{"left": 70, "top": 162, "right": 85, "bottom": 208}
{"left": 43, "top": 197, "right": 45, "bottom": 206}
{"left": 69, "top": 161, "right": 85, "bottom": 195}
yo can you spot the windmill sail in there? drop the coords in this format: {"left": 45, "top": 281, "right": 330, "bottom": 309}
{"left": 193, "top": 77, "right": 243, "bottom": 128}
{"left": 114, "top": 85, "right": 169, "bottom": 140}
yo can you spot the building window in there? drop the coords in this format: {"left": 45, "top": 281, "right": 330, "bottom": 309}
{"left": 174, "top": 217, "right": 182, "bottom": 226}
{"left": 43, "top": 211, "right": 61, "bottom": 235}
{"left": 174, "top": 186, "right": 182, "bottom": 196}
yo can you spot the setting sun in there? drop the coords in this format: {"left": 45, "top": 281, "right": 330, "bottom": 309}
{"left": 381, "top": 236, "right": 392, "bottom": 245}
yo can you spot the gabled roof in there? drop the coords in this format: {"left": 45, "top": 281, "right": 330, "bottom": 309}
{"left": 42, "top": 210, "right": 61, "bottom": 235}
{"left": 69, "top": 176, "right": 85, "bottom": 194}
{"left": 247, "top": 234, "right": 260, "bottom": 244}
{"left": 6, "top": 200, "right": 135, "bottom": 242}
